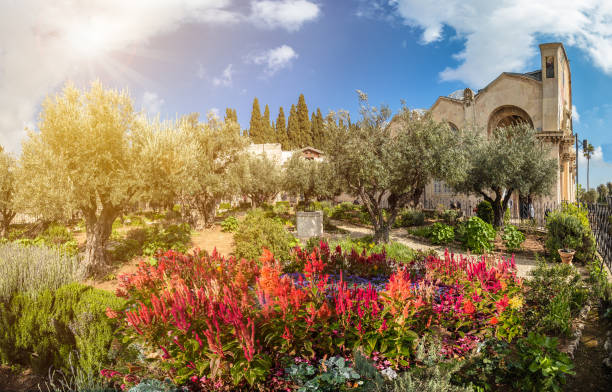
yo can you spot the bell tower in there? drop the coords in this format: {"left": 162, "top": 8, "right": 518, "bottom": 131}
{"left": 539, "top": 42, "right": 576, "bottom": 202}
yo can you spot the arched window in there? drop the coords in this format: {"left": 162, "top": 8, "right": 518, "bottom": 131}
{"left": 487, "top": 106, "right": 534, "bottom": 136}
{"left": 447, "top": 122, "right": 459, "bottom": 133}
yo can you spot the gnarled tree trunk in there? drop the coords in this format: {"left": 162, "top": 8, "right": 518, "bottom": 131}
{"left": 195, "top": 196, "right": 219, "bottom": 229}
{"left": 83, "top": 206, "right": 118, "bottom": 277}
{"left": 0, "top": 209, "right": 16, "bottom": 239}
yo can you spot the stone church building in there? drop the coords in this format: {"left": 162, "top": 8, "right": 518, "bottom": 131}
{"left": 424, "top": 42, "right": 577, "bottom": 217}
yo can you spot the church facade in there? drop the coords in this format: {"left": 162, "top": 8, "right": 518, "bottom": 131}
{"left": 425, "top": 42, "right": 577, "bottom": 216}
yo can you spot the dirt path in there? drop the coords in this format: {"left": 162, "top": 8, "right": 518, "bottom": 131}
{"left": 329, "top": 220, "right": 539, "bottom": 278}
{"left": 564, "top": 306, "right": 612, "bottom": 391}
{"left": 190, "top": 224, "right": 234, "bottom": 257}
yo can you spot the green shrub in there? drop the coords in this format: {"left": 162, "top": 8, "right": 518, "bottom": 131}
{"left": 394, "top": 209, "right": 425, "bottom": 228}
{"left": 330, "top": 202, "right": 360, "bottom": 220}
{"left": 358, "top": 337, "right": 472, "bottom": 392}
{"left": 511, "top": 333, "right": 574, "bottom": 391}
{"left": 525, "top": 261, "right": 589, "bottom": 336}
{"left": 462, "top": 217, "right": 495, "bottom": 254}
{"left": 220, "top": 216, "right": 239, "bottom": 233}
{"left": 455, "top": 333, "right": 573, "bottom": 392}
{"left": 273, "top": 201, "right": 291, "bottom": 215}
{"left": 0, "top": 243, "right": 82, "bottom": 302}
{"left": 0, "top": 282, "right": 125, "bottom": 379}
{"left": 39, "top": 223, "right": 73, "bottom": 245}
{"left": 501, "top": 225, "right": 525, "bottom": 252}
{"left": 124, "top": 214, "right": 145, "bottom": 226}
{"left": 408, "top": 226, "right": 433, "bottom": 239}
{"left": 545, "top": 204, "right": 596, "bottom": 263}
{"left": 234, "top": 209, "right": 296, "bottom": 263}
{"left": 429, "top": 223, "right": 455, "bottom": 245}
{"left": 476, "top": 201, "right": 494, "bottom": 225}
{"left": 109, "top": 223, "right": 191, "bottom": 261}
{"left": 218, "top": 202, "right": 232, "bottom": 211}
{"left": 440, "top": 209, "right": 459, "bottom": 226}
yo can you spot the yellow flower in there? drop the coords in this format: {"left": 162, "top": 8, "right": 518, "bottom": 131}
{"left": 508, "top": 296, "right": 523, "bottom": 310}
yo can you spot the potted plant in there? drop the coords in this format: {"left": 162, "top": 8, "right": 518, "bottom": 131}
{"left": 558, "top": 240, "right": 575, "bottom": 265}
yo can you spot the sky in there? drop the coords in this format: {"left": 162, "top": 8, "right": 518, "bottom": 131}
{"left": 1, "top": 0, "right": 611, "bottom": 187}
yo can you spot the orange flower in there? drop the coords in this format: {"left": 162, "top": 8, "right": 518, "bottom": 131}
{"left": 259, "top": 248, "right": 274, "bottom": 264}
{"left": 490, "top": 317, "right": 498, "bottom": 325}
{"left": 463, "top": 299, "right": 476, "bottom": 315}
{"left": 105, "top": 307, "right": 118, "bottom": 319}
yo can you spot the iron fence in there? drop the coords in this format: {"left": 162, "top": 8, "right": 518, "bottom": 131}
{"left": 423, "top": 197, "right": 557, "bottom": 228}
{"left": 587, "top": 197, "right": 612, "bottom": 272}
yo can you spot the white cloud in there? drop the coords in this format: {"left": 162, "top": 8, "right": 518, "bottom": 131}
{"left": 248, "top": 45, "right": 298, "bottom": 75}
{"left": 141, "top": 91, "right": 164, "bottom": 114}
{"left": 578, "top": 145, "right": 604, "bottom": 165}
{"left": 250, "top": 0, "right": 320, "bottom": 32}
{"left": 0, "top": 0, "right": 320, "bottom": 153}
{"left": 212, "top": 64, "right": 234, "bottom": 86}
{"left": 572, "top": 105, "right": 580, "bottom": 123}
{"left": 390, "top": 0, "right": 612, "bottom": 87}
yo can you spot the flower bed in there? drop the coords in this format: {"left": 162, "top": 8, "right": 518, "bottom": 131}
{"left": 103, "top": 245, "right": 524, "bottom": 390}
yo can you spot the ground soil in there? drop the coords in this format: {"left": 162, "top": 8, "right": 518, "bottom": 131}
{"left": 564, "top": 306, "right": 612, "bottom": 391}
{"left": 190, "top": 224, "right": 235, "bottom": 257}
{"left": 86, "top": 224, "right": 235, "bottom": 293}
{"left": 0, "top": 365, "right": 46, "bottom": 392}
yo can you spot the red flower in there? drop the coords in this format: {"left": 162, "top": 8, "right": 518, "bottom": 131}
{"left": 495, "top": 295, "right": 509, "bottom": 314}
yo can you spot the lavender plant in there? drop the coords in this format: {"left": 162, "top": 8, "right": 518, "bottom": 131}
{"left": 0, "top": 242, "right": 82, "bottom": 301}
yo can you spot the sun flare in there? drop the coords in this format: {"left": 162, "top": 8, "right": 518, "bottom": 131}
{"left": 65, "top": 21, "right": 112, "bottom": 58}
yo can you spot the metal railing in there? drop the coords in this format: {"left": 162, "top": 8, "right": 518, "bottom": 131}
{"left": 423, "top": 197, "right": 558, "bottom": 228}
{"left": 587, "top": 197, "right": 612, "bottom": 272}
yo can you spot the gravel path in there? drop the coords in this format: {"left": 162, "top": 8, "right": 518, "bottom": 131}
{"left": 329, "top": 220, "right": 539, "bottom": 278}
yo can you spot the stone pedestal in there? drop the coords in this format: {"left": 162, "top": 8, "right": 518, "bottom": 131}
{"left": 296, "top": 211, "right": 323, "bottom": 239}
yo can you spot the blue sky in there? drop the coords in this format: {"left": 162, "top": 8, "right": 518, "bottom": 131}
{"left": 1, "top": 0, "right": 611, "bottom": 187}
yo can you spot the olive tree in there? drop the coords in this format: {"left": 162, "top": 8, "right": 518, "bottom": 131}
{"left": 282, "top": 153, "right": 338, "bottom": 206}
{"left": 0, "top": 148, "right": 17, "bottom": 238}
{"left": 178, "top": 114, "right": 248, "bottom": 227}
{"left": 450, "top": 123, "right": 557, "bottom": 227}
{"left": 325, "top": 94, "right": 467, "bottom": 243}
{"left": 131, "top": 117, "right": 198, "bottom": 212}
{"left": 17, "top": 82, "right": 190, "bottom": 275}
{"left": 241, "top": 154, "right": 283, "bottom": 207}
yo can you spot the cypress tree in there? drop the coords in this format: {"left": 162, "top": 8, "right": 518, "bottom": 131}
{"left": 249, "top": 98, "right": 263, "bottom": 143}
{"left": 263, "top": 104, "right": 274, "bottom": 143}
{"left": 287, "top": 104, "right": 299, "bottom": 149}
{"left": 315, "top": 108, "right": 325, "bottom": 149}
{"left": 296, "top": 94, "right": 311, "bottom": 148}
{"left": 310, "top": 112, "right": 317, "bottom": 148}
{"left": 276, "top": 107, "right": 289, "bottom": 150}
{"left": 224, "top": 108, "right": 238, "bottom": 123}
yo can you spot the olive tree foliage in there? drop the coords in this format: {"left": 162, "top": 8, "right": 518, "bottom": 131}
{"left": 240, "top": 154, "right": 283, "bottom": 207}
{"left": 177, "top": 113, "right": 248, "bottom": 228}
{"left": 282, "top": 153, "right": 339, "bottom": 206}
{"left": 16, "top": 82, "right": 191, "bottom": 276}
{"left": 0, "top": 148, "right": 17, "bottom": 238}
{"left": 325, "top": 93, "right": 467, "bottom": 243}
{"left": 131, "top": 117, "right": 198, "bottom": 211}
{"left": 449, "top": 123, "right": 557, "bottom": 228}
